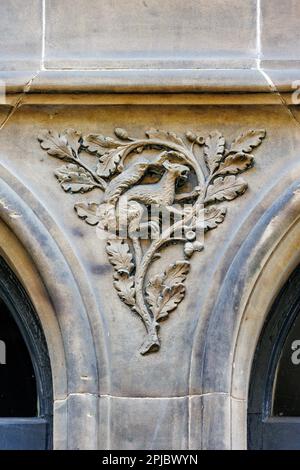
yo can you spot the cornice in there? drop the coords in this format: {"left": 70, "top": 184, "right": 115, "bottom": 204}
{"left": 1, "top": 67, "right": 300, "bottom": 106}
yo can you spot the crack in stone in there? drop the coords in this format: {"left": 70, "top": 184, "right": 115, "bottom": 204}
{"left": 0, "top": 70, "right": 41, "bottom": 131}
{"left": 55, "top": 391, "right": 231, "bottom": 402}
{"left": 258, "top": 68, "right": 300, "bottom": 130}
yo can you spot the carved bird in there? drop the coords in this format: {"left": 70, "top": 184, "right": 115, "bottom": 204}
{"left": 101, "top": 154, "right": 189, "bottom": 238}
{"left": 104, "top": 160, "right": 149, "bottom": 204}
{"left": 103, "top": 150, "right": 184, "bottom": 204}
{"left": 125, "top": 160, "right": 190, "bottom": 207}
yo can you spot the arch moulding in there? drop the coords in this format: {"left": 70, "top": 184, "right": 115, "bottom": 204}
{"left": 193, "top": 163, "right": 300, "bottom": 449}
{"left": 0, "top": 162, "right": 100, "bottom": 449}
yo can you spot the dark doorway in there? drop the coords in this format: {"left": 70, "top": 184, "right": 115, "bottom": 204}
{"left": 248, "top": 264, "right": 300, "bottom": 449}
{"left": 0, "top": 298, "right": 37, "bottom": 417}
{"left": 0, "top": 257, "right": 52, "bottom": 449}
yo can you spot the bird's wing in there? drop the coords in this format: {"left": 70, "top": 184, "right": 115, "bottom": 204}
{"left": 104, "top": 161, "right": 149, "bottom": 203}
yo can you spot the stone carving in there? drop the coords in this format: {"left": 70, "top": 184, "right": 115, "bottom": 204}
{"left": 38, "top": 127, "right": 266, "bottom": 354}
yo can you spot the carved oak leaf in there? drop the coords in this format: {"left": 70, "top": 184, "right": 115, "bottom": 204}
{"left": 106, "top": 239, "right": 134, "bottom": 275}
{"left": 205, "top": 175, "right": 247, "bottom": 203}
{"left": 145, "top": 274, "right": 164, "bottom": 315}
{"left": 55, "top": 164, "right": 97, "bottom": 193}
{"left": 96, "top": 148, "right": 125, "bottom": 178}
{"left": 113, "top": 272, "right": 135, "bottom": 307}
{"left": 145, "top": 128, "right": 185, "bottom": 147}
{"left": 156, "top": 284, "right": 186, "bottom": 321}
{"left": 64, "top": 129, "right": 81, "bottom": 155}
{"left": 146, "top": 261, "right": 189, "bottom": 319}
{"left": 74, "top": 202, "right": 100, "bottom": 225}
{"left": 38, "top": 129, "right": 81, "bottom": 160}
{"left": 216, "top": 152, "right": 253, "bottom": 175}
{"left": 200, "top": 206, "right": 227, "bottom": 230}
{"left": 96, "top": 202, "right": 118, "bottom": 233}
{"left": 162, "top": 261, "right": 190, "bottom": 289}
{"left": 82, "top": 133, "right": 121, "bottom": 155}
{"left": 229, "top": 129, "right": 266, "bottom": 154}
{"left": 204, "top": 131, "right": 225, "bottom": 173}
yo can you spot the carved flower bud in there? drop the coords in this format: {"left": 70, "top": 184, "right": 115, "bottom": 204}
{"left": 115, "top": 127, "right": 129, "bottom": 140}
{"left": 185, "top": 230, "right": 196, "bottom": 241}
{"left": 185, "top": 131, "right": 197, "bottom": 142}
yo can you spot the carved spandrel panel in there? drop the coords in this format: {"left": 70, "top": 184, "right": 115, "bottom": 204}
{"left": 38, "top": 127, "right": 266, "bottom": 355}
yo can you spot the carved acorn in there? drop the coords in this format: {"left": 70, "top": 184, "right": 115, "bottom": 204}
{"left": 185, "top": 230, "right": 196, "bottom": 241}
{"left": 114, "top": 127, "right": 129, "bottom": 140}
{"left": 184, "top": 241, "right": 204, "bottom": 258}
{"left": 197, "top": 136, "right": 205, "bottom": 145}
{"left": 185, "top": 131, "right": 197, "bottom": 142}
{"left": 185, "top": 131, "right": 205, "bottom": 145}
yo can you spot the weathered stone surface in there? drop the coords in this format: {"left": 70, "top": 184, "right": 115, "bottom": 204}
{"left": 231, "top": 398, "right": 247, "bottom": 450}
{"left": 0, "top": 0, "right": 42, "bottom": 71}
{"left": 29, "top": 69, "right": 270, "bottom": 94}
{"left": 55, "top": 394, "right": 98, "bottom": 450}
{"left": 200, "top": 394, "right": 231, "bottom": 450}
{"left": 261, "top": 0, "right": 300, "bottom": 66}
{"left": 99, "top": 396, "right": 188, "bottom": 449}
{"left": 53, "top": 399, "right": 68, "bottom": 450}
{"left": 44, "top": 0, "right": 256, "bottom": 69}
{"left": 0, "top": 168, "right": 100, "bottom": 397}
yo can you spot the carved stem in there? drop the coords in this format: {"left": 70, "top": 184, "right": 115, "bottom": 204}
{"left": 147, "top": 199, "right": 203, "bottom": 264}
{"left": 134, "top": 260, "right": 160, "bottom": 354}
{"left": 130, "top": 236, "right": 161, "bottom": 354}
{"left": 131, "top": 236, "right": 142, "bottom": 267}
{"left": 132, "top": 167, "right": 208, "bottom": 351}
{"left": 135, "top": 194, "right": 205, "bottom": 342}
{"left": 131, "top": 236, "right": 153, "bottom": 330}
{"left": 134, "top": 279, "right": 153, "bottom": 330}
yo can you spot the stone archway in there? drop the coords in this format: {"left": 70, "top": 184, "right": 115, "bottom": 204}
{"left": 189, "top": 163, "right": 300, "bottom": 449}
{"left": 0, "top": 163, "right": 101, "bottom": 449}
